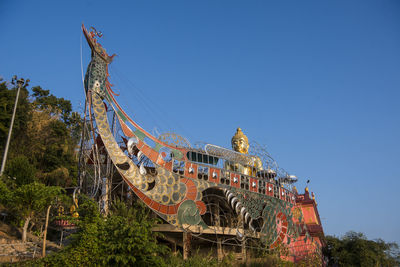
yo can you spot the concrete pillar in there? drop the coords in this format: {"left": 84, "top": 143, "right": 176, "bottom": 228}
{"left": 101, "top": 177, "right": 109, "bottom": 215}
{"left": 183, "top": 232, "right": 191, "bottom": 260}
{"left": 217, "top": 238, "right": 223, "bottom": 261}
{"left": 241, "top": 238, "right": 246, "bottom": 262}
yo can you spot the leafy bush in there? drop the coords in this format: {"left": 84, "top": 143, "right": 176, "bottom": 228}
{"left": 36, "top": 197, "right": 169, "bottom": 266}
{"left": 166, "top": 251, "right": 235, "bottom": 267}
{"left": 0, "top": 178, "right": 12, "bottom": 207}
{"left": 5, "top": 155, "right": 36, "bottom": 186}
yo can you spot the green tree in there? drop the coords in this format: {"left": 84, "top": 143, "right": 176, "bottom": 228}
{"left": 31, "top": 86, "right": 72, "bottom": 124}
{"left": 28, "top": 86, "right": 81, "bottom": 186}
{"left": 323, "top": 231, "right": 400, "bottom": 266}
{"left": 6, "top": 182, "right": 63, "bottom": 242}
{"left": 4, "top": 155, "right": 36, "bottom": 186}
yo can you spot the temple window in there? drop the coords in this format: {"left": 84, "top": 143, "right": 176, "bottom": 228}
{"left": 187, "top": 151, "right": 219, "bottom": 165}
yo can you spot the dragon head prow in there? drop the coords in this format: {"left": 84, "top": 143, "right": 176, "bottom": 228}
{"left": 82, "top": 24, "right": 116, "bottom": 63}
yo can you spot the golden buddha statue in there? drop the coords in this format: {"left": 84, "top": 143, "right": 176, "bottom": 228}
{"left": 226, "top": 128, "right": 263, "bottom": 176}
{"left": 70, "top": 198, "right": 79, "bottom": 218}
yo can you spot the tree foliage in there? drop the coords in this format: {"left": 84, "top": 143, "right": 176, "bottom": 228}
{"left": 0, "top": 178, "right": 11, "bottom": 204}
{"left": 4, "top": 155, "right": 36, "bottom": 186}
{"left": 0, "top": 79, "right": 81, "bottom": 187}
{"left": 4, "top": 182, "right": 64, "bottom": 242}
{"left": 28, "top": 87, "right": 81, "bottom": 185}
{"left": 31, "top": 86, "right": 72, "bottom": 124}
{"left": 0, "top": 80, "right": 31, "bottom": 157}
{"left": 323, "top": 231, "right": 400, "bottom": 266}
{"left": 10, "top": 182, "right": 63, "bottom": 220}
{"left": 37, "top": 197, "right": 169, "bottom": 266}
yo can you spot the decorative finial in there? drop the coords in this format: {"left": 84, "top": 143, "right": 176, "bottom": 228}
{"left": 82, "top": 24, "right": 116, "bottom": 64}
{"left": 312, "top": 192, "right": 317, "bottom": 205}
{"left": 90, "top": 27, "right": 103, "bottom": 39}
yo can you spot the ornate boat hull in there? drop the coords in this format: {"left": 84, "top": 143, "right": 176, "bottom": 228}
{"left": 82, "top": 24, "right": 311, "bottom": 249}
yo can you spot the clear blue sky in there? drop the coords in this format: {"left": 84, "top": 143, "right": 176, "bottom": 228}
{"left": 1, "top": 0, "right": 399, "bottom": 244}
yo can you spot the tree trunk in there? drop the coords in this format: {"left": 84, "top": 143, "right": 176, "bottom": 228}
{"left": 22, "top": 217, "right": 30, "bottom": 243}
{"left": 28, "top": 222, "right": 35, "bottom": 232}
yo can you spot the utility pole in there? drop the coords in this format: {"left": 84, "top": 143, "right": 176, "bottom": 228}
{"left": 0, "top": 75, "right": 30, "bottom": 176}
{"left": 42, "top": 205, "right": 51, "bottom": 257}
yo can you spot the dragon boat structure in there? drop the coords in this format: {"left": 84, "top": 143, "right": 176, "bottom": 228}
{"left": 79, "top": 25, "right": 323, "bottom": 255}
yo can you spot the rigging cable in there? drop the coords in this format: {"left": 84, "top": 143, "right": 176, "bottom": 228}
{"left": 109, "top": 66, "right": 171, "bottom": 133}
{"left": 80, "top": 32, "right": 85, "bottom": 89}
{"left": 109, "top": 65, "right": 193, "bottom": 141}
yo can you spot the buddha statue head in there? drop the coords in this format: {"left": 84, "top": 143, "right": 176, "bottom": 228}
{"left": 231, "top": 128, "right": 249, "bottom": 154}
